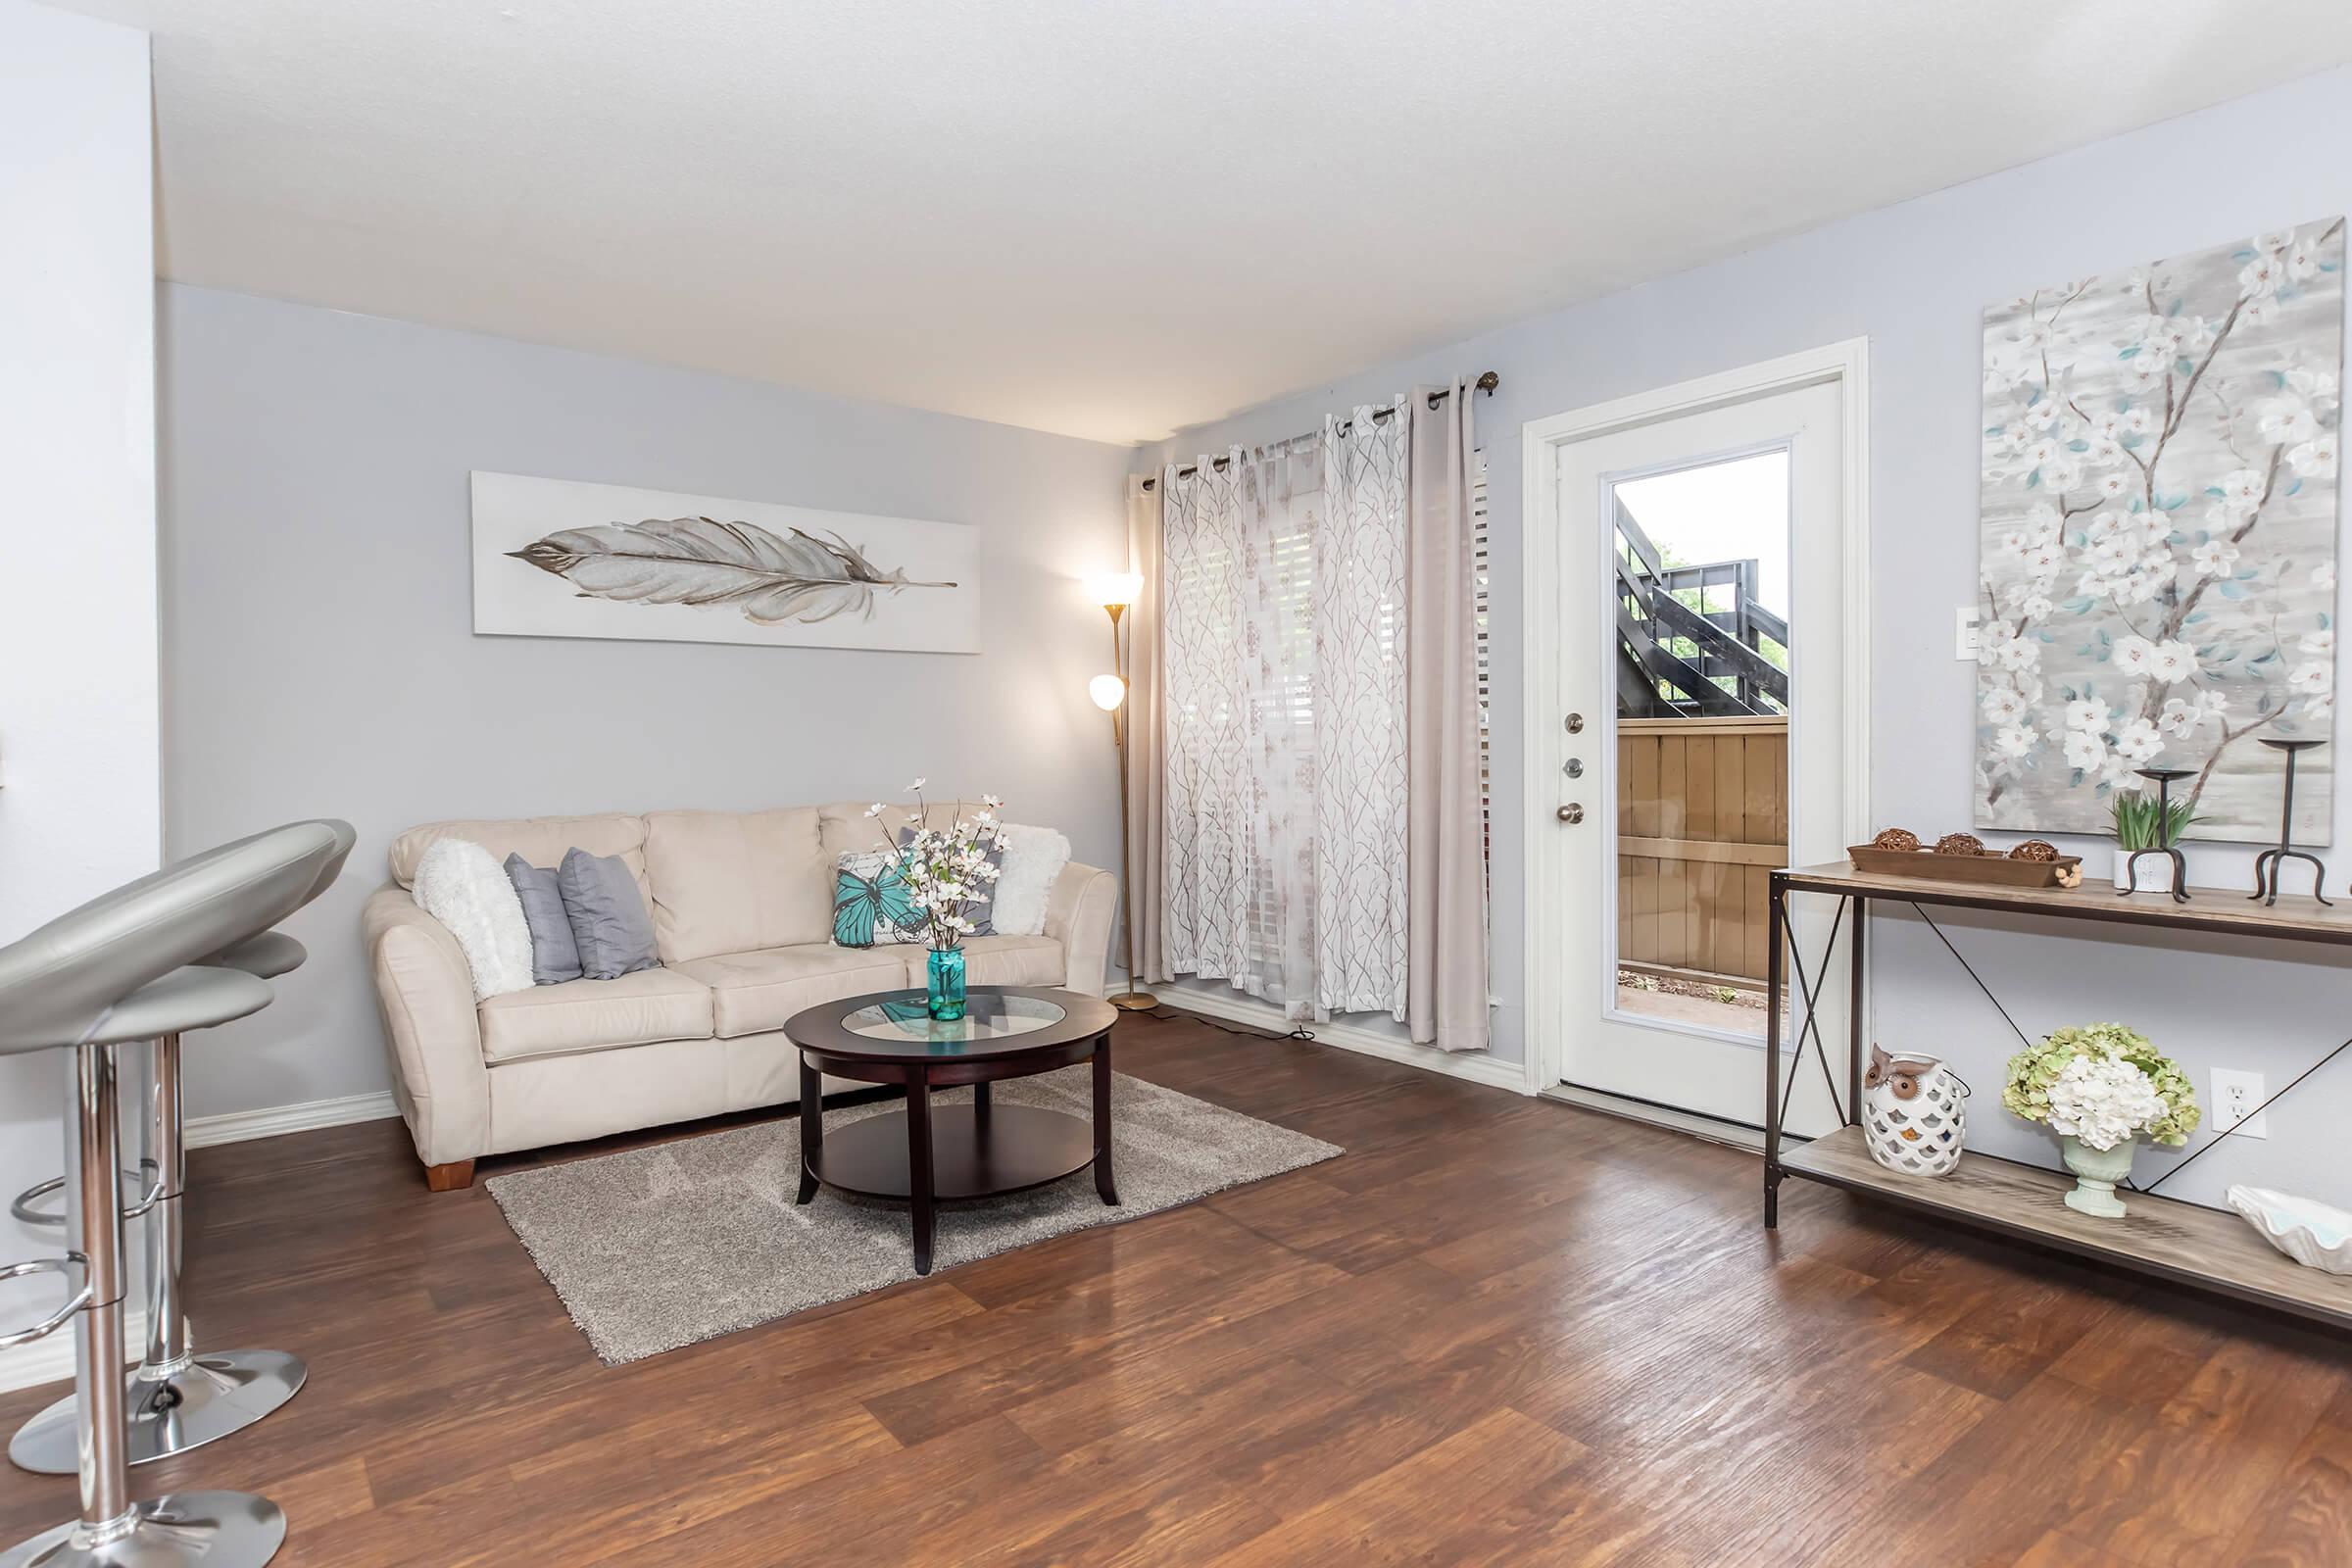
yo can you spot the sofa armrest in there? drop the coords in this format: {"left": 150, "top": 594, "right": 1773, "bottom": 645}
{"left": 1045, "top": 859, "right": 1119, "bottom": 997}
{"left": 363, "top": 883, "right": 491, "bottom": 1168}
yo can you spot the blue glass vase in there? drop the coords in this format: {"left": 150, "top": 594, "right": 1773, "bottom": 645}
{"left": 926, "top": 946, "right": 967, "bottom": 1021}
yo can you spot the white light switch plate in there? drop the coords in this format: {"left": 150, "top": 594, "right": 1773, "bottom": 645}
{"left": 1955, "top": 607, "right": 1982, "bottom": 661}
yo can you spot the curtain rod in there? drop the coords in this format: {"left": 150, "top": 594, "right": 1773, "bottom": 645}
{"left": 1141, "top": 370, "right": 1498, "bottom": 492}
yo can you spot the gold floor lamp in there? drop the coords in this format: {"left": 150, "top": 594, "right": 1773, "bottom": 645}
{"left": 1088, "top": 572, "right": 1157, "bottom": 1011}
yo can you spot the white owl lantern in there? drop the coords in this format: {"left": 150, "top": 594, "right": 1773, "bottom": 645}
{"left": 1861, "top": 1046, "right": 1968, "bottom": 1177}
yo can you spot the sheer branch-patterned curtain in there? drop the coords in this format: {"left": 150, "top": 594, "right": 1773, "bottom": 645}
{"left": 1158, "top": 402, "right": 1418, "bottom": 1023}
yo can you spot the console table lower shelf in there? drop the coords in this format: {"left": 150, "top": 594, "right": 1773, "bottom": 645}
{"left": 1781, "top": 1125, "right": 2352, "bottom": 1332}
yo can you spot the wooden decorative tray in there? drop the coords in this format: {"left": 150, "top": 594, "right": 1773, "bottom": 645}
{"left": 1845, "top": 844, "right": 2082, "bottom": 889}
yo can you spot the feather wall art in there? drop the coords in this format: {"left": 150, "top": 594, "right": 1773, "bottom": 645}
{"left": 470, "top": 472, "right": 980, "bottom": 653}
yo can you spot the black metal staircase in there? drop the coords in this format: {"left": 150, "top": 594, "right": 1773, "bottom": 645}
{"left": 1614, "top": 499, "right": 1788, "bottom": 718}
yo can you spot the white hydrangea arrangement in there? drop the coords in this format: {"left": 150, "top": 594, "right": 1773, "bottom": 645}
{"left": 2002, "top": 1021, "right": 2200, "bottom": 1152}
{"left": 2043, "top": 1054, "right": 2171, "bottom": 1152}
{"left": 868, "top": 779, "right": 1004, "bottom": 952}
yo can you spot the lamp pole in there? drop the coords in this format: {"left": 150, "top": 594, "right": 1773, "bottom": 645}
{"left": 1104, "top": 599, "right": 1155, "bottom": 1011}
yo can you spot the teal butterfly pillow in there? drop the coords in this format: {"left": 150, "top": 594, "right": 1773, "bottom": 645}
{"left": 831, "top": 851, "right": 929, "bottom": 948}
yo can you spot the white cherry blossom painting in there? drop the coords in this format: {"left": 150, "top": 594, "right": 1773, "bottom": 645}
{"left": 1977, "top": 218, "right": 2344, "bottom": 842}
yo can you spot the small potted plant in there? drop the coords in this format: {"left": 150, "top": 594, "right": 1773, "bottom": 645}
{"left": 2110, "top": 787, "right": 2197, "bottom": 893}
{"left": 2001, "top": 1022, "right": 2199, "bottom": 1217}
{"left": 869, "top": 781, "right": 1004, "bottom": 1021}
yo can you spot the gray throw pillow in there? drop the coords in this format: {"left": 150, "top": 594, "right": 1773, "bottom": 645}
{"left": 503, "top": 854, "right": 583, "bottom": 985}
{"left": 556, "top": 848, "right": 661, "bottom": 980}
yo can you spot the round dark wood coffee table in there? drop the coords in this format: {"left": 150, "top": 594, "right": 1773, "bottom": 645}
{"left": 784, "top": 984, "right": 1120, "bottom": 1275}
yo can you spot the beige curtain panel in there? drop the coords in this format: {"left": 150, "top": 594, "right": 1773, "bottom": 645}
{"left": 1140, "top": 380, "right": 1492, "bottom": 1051}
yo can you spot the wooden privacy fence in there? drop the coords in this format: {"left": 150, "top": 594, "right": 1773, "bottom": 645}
{"left": 1617, "top": 715, "right": 1788, "bottom": 985}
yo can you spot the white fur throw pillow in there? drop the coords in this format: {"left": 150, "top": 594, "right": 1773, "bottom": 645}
{"left": 412, "top": 838, "right": 536, "bottom": 1001}
{"left": 991, "top": 824, "right": 1070, "bottom": 938}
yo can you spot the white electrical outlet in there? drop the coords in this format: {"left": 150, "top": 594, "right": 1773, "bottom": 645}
{"left": 1955, "top": 607, "right": 1981, "bottom": 661}
{"left": 2211, "top": 1068, "right": 2269, "bottom": 1139}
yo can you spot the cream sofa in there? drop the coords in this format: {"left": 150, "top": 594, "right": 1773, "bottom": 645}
{"left": 363, "top": 803, "right": 1117, "bottom": 1189}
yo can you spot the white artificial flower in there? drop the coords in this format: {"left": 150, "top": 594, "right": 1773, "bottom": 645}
{"left": 2113, "top": 635, "right": 2156, "bottom": 675}
{"left": 2239, "top": 253, "right": 2284, "bottom": 297}
{"left": 864, "top": 802, "right": 884, "bottom": 818}
{"left": 2063, "top": 698, "right": 2107, "bottom": 732}
{"left": 1982, "top": 686, "right": 2027, "bottom": 724}
{"left": 2158, "top": 696, "right": 2205, "bottom": 739}
{"left": 2290, "top": 661, "right": 2333, "bottom": 696}
{"left": 2045, "top": 1054, "right": 2169, "bottom": 1152}
{"left": 2191, "top": 538, "right": 2239, "bottom": 577}
{"left": 906, "top": 776, "right": 928, "bottom": 792}
{"left": 2062, "top": 729, "right": 2107, "bottom": 770}
{"left": 2289, "top": 434, "right": 2338, "bottom": 479}
{"left": 1994, "top": 724, "right": 2035, "bottom": 760}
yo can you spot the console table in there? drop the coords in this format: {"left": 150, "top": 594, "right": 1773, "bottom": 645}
{"left": 1764, "top": 859, "right": 2352, "bottom": 1331}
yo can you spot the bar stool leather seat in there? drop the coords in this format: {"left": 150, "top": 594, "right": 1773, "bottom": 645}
{"left": 0, "top": 821, "right": 339, "bottom": 1568}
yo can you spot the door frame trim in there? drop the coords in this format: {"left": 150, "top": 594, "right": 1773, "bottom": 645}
{"left": 1519, "top": 338, "right": 1873, "bottom": 1098}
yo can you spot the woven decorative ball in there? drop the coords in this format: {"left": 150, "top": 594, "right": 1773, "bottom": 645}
{"left": 1934, "top": 832, "right": 1985, "bottom": 857}
{"left": 2008, "top": 839, "right": 2060, "bottom": 862}
{"left": 1870, "top": 827, "right": 1920, "bottom": 852}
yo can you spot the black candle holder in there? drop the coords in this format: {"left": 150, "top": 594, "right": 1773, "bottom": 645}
{"left": 2120, "top": 767, "right": 2194, "bottom": 904}
{"left": 2250, "top": 739, "right": 2329, "bottom": 907}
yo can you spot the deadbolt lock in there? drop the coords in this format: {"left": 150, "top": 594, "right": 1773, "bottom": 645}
{"left": 1565, "top": 759, "right": 1584, "bottom": 778}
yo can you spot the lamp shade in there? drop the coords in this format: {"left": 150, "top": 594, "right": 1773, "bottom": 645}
{"left": 1088, "top": 673, "right": 1127, "bottom": 711}
{"left": 1089, "top": 571, "right": 1144, "bottom": 609}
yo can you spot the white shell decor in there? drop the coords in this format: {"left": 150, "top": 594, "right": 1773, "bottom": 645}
{"left": 1861, "top": 1046, "right": 1969, "bottom": 1177}
{"left": 2228, "top": 1185, "right": 2352, "bottom": 1275}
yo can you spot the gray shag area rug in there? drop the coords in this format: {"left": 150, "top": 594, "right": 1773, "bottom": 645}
{"left": 487, "top": 1067, "right": 1342, "bottom": 1364}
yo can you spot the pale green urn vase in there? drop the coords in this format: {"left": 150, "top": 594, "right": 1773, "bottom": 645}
{"left": 2060, "top": 1135, "right": 2136, "bottom": 1218}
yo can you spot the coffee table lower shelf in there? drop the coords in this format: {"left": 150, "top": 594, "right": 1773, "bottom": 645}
{"left": 1780, "top": 1125, "right": 2352, "bottom": 1332}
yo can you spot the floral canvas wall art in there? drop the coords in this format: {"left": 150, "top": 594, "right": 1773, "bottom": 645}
{"left": 1976, "top": 219, "right": 2344, "bottom": 842}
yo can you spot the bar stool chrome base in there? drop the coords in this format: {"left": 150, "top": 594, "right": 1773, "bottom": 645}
{"left": 0, "top": 1489, "right": 284, "bottom": 1567}
{"left": 10, "top": 1351, "right": 307, "bottom": 1474}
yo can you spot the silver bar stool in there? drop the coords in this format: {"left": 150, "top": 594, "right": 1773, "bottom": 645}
{"left": 0, "top": 822, "right": 339, "bottom": 1568}
{"left": 12, "top": 824, "right": 353, "bottom": 1474}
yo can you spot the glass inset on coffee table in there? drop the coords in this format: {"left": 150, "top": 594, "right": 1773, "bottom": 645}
{"left": 784, "top": 985, "right": 1121, "bottom": 1275}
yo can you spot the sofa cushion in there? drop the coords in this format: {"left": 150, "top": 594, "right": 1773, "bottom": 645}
{"left": 676, "top": 944, "right": 917, "bottom": 1040}
{"left": 391, "top": 814, "right": 648, "bottom": 901}
{"left": 476, "top": 966, "right": 715, "bottom": 1065}
{"left": 643, "top": 808, "right": 832, "bottom": 964}
{"left": 820, "top": 800, "right": 987, "bottom": 862}
{"left": 954, "top": 934, "right": 1066, "bottom": 988}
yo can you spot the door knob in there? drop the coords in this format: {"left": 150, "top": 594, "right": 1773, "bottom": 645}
{"left": 1564, "top": 713, "right": 1586, "bottom": 734}
{"left": 1557, "top": 804, "right": 1584, "bottom": 824}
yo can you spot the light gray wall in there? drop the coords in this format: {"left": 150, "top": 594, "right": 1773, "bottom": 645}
{"left": 0, "top": 1, "right": 157, "bottom": 1317}
{"left": 162, "top": 285, "right": 1132, "bottom": 1123}
{"left": 1143, "top": 67, "right": 2352, "bottom": 1209}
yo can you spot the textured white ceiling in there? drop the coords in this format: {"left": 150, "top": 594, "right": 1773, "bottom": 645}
{"left": 48, "top": 0, "right": 2352, "bottom": 444}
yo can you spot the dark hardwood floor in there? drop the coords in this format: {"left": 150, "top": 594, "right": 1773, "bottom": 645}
{"left": 3, "top": 1010, "right": 2349, "bottom": 1564}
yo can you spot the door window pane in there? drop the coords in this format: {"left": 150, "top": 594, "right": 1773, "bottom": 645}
{"left": 1608, "top": 452, "right": 1788, "bottom": 1039}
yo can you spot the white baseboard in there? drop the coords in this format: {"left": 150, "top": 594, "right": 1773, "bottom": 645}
{"left": 0, "top": 1310, "right": 146, "bottom": 1396}
{"left": 185, "top": 1090, "right": 400, "bottom": 1150}
{"left": 1148, "top": 985, "right": 1529, "bottom": 1094}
